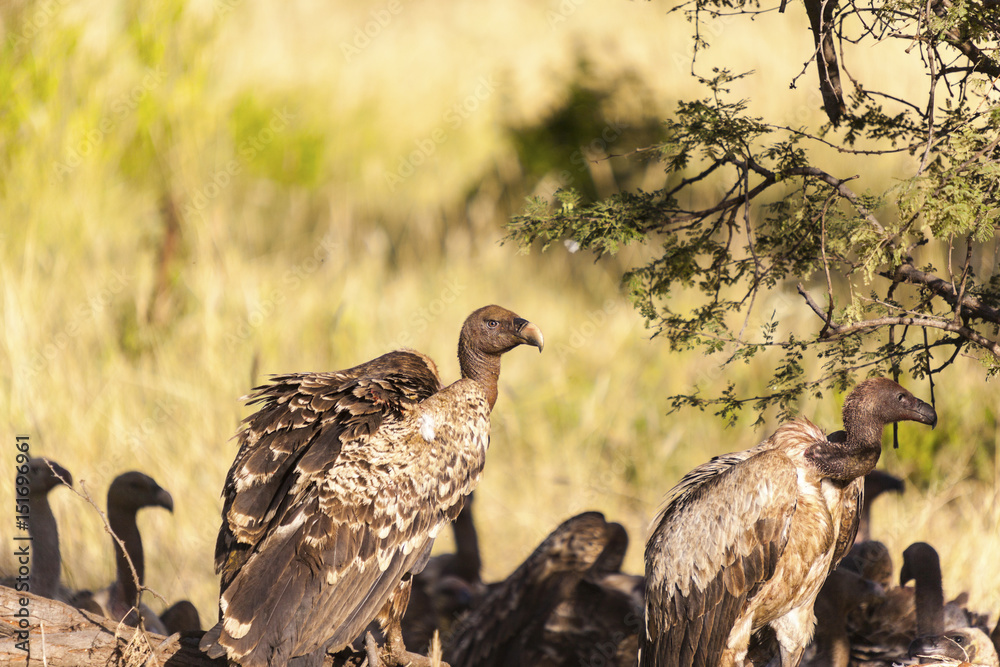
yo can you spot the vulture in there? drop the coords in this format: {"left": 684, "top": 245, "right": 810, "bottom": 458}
{"left": 89, "top": 471, "right": 174, "bottom": 634}
{"left": 840, "top": 539, "right": 894, "bottom": 589}
{"left": 642, "top": 377, "right": 937, "bottom": 667}
{"left": 2, "top": 458, "right": 73, "bottom": 600}
{"left": 855, "top": 471, "right": 904, "bottom": 544}
{"left": 402, "top": 493, "right": 486, "bottom": 651}
{"left": 909, "top": 629, "right": 1000, "bottom": 667}
{"left": 199, "top": 305, "right": 543, "bottom": 667}
{"left": 847, "top": 541, "right": 988, "bottom": 666}
{"left": 802, "top": 568, "right": 881, "bottom": 667}
{"left": 443, "top": 511, "right": 629, "bottom": 667}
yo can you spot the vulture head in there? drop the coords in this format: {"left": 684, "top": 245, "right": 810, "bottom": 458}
{"left": 900, "top": 542, "right": 945, "bottom": 638}
{"left": 28, "top": 458, "right": 73, "bottom": 496}
{"left": 459, "top": 305, "right": 544, "bottom": 357}
{"left": 458, "top": 304, "right": 543, "bottom": 410}
{"left": 108, "top": 471, "right": 174, "bottom": 514}
{"left": 842, "top": 378, "right": 937, "bottom": 439}
{"left": 908, "top": 628, "right": 999, "bottom": 666}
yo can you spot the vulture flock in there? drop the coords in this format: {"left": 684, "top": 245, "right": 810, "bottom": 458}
{"left": 5, "top": 304, "right": 1000, "bottom": 667}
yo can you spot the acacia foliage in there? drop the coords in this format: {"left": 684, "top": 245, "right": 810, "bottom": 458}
{"left": 507, "top": 0, "right": 1000, "bottom": 423}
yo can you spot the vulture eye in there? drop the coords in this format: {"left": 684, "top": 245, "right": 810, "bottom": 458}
{"left": 951, "top": 635, "right": 965, "bottom": 644}
{"left": 896, "top": 392, "right": 905, "bottom": 401}
{"left": 485, "top": 320, "right": 499, "bottom": 329}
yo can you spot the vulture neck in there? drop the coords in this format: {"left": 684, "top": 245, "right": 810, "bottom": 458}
{"left": 108, "top": 504, "right": 144, "bottom": 609}
{"left": 452, "top": 501, "right": 482, "bottom": 583}
{"left": 29, "top": 491, "right": 61, "bottom": 599}
{"left": 458, "top": 341, "right": 501, "bottom": 412}
{"left": 909, "top": 550, "right": 946, "bottom": 637}
{"left": 813, "top": 406, "right": 887, "bottom": 482}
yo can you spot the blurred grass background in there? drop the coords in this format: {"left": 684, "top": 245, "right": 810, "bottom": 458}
{"left": 1, "top": 0, "right": 998, "bottom": 632}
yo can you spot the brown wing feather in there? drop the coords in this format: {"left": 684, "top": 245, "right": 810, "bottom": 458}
{"left": 830, "top": 476, "right": 863, "bottom": 571}
{"left": 444, "top": 512, "right": 615, "bottom": 667}
{"left": 202, "top": 350, "right": 494, "bottom": 666}
{"left": 642, "top": 448, "right": 799, "bottom": 667}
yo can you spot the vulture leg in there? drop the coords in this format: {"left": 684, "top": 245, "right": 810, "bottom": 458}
{"left": 377, "top": 578, "right": 447, "bottom": 667}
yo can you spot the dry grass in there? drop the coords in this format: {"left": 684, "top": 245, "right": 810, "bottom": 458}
{"left": 1, "top": 0, "right": 997, "bottom": 641}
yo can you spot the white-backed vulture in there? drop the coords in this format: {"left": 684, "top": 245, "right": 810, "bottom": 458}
{"left": 199, "top": 305, "right": 543, "bottom": 667}
{"left": 847, "top": 541, "right": 987, "bottom": 667}
{"left": 2, "top": 458, "right": 73, "bottom": 600}
{"left": 855, "top": 471, "right": 904, "bottom": 545}
{"left": 840, "top": 540, "right": 893, "bottom": 589}
{"left": 802, "top": 568, "right": 881, "bottom": 667}
{"left": 402, "top": 491, "right": 486, "bottom": 650}
{"left": 642, "top": 377, "right": 937, "bottom": 667}
{"left": 89, "top": 471, "right": 174, "bottom": 634}
{"left": 909, "top": 629, "right": 1000, "bottom": 667}
{"left": 443, "top": 511, "right": 627, "bottom": 667}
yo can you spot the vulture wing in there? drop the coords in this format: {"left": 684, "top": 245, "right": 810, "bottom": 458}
{"left": 643, "top": 448, "right": 799, "bottom": 667}
{"left": 444, "top": 512, "right": 616, "bottom": 667}
{"left": 830, "top": 477, "right": 863, "bottom": 570}
{"left": 203, "top": 350, "right": 492, "bottom": 666}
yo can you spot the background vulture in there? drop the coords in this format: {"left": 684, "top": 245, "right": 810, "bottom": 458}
{"left": 2, "top": 458, "right": 73, "bottom": 601}
{"left": 642, "top": 378, "right": 937, "bottom": 667}
{"left": 87, "top": 471, "right": 175, "bottom": 634}
{"left": 200, "top": 305, "right": 543, "bottom": 667}
{"left": 443, "top": 511, "right": 635, "bottom": 667}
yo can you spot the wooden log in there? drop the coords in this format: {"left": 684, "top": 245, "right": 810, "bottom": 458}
{"left": 0, "top": 585, "right": 368, "bottom": 666}
{"left": 0, "top": 585, "right": 218, "bottom": 666}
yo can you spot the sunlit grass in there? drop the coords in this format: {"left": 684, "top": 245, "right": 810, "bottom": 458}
{"left": 0, "top": 0, "right": 997, "bottom": 638}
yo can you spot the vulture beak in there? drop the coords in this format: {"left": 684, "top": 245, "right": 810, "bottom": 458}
{"left": 155, "top": 487, "right": 175, "bottom": 513}
{"left": 910, "top": 400, "right": 938, "bottom": 429}
{"left": 49, "top": 462, "right": 73, "bottom": 487}
{"left": 514, "top": 318, "right": 544, "bottom": 352}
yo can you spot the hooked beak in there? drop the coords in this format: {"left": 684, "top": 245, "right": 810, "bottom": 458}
{"left": 910, "top": 400, "right": 938, "bottom": 429}
{"left": 514, "top": 318, "right": 544, "bottom": 352}
{"left": 48, "top": 462, "right": 73, "bottom": 487}
{"left": 155, "top": 487, "right": 175, "bottom": 513}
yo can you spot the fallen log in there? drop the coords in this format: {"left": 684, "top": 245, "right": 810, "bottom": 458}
{"left": 0, "top": 585, "right": 376, "bottom": 666}
{"left": 0, "top": 585, "right": 217, "bottom": 666}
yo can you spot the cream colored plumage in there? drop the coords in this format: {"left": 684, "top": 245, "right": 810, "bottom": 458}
{"left": 642, "top": 378, "right": 937, "bottom": 667}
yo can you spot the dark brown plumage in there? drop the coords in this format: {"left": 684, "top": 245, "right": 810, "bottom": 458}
{"left": 92, "top": 471, "right": 174, "bottom": 634}
{"left": 855, "top": 471, "right": 904, "bottom": 544}
{"left": 402, "top": 492, "right": 485, "bottom": 651}
{"left": 443, "top": 511, "right": 627, "bottom": 667}
{"left": 802, "top": 568, "right": 881, "bottom": 667}
{"left": 2, "top": 458, "right": 73, "bottom": 600}
{"left": 199, "top": 305, "right": 542, "bottom": 667}
{"left": 846, "top": 541, "right": 988, "bottom": 666}
{"left": 642, "top": 378, "right": 937, "bottom": 667}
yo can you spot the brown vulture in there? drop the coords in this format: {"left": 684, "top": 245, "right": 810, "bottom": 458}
{"left": 199, "top": 305, "right": 543, "bottom": 667}
{"left": 402, "top": 492, "right": 485, "bottom": 651}
{"left": 86, "top": 471, "right": 174, "bottom": 634}
{"left": 801, "top": 568, "right": 881, "bottom": 667}
{"left": 642, "top": 378, "right": 937, "bottom": 667}
{"left": 1, "top": 458, "right": 73, "bottom": 600}
{"left": 855, "top": 470, "right": 904, "bottom": 544}
{"left": 443, "top": 511, "right": 630, "bottom": 667}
